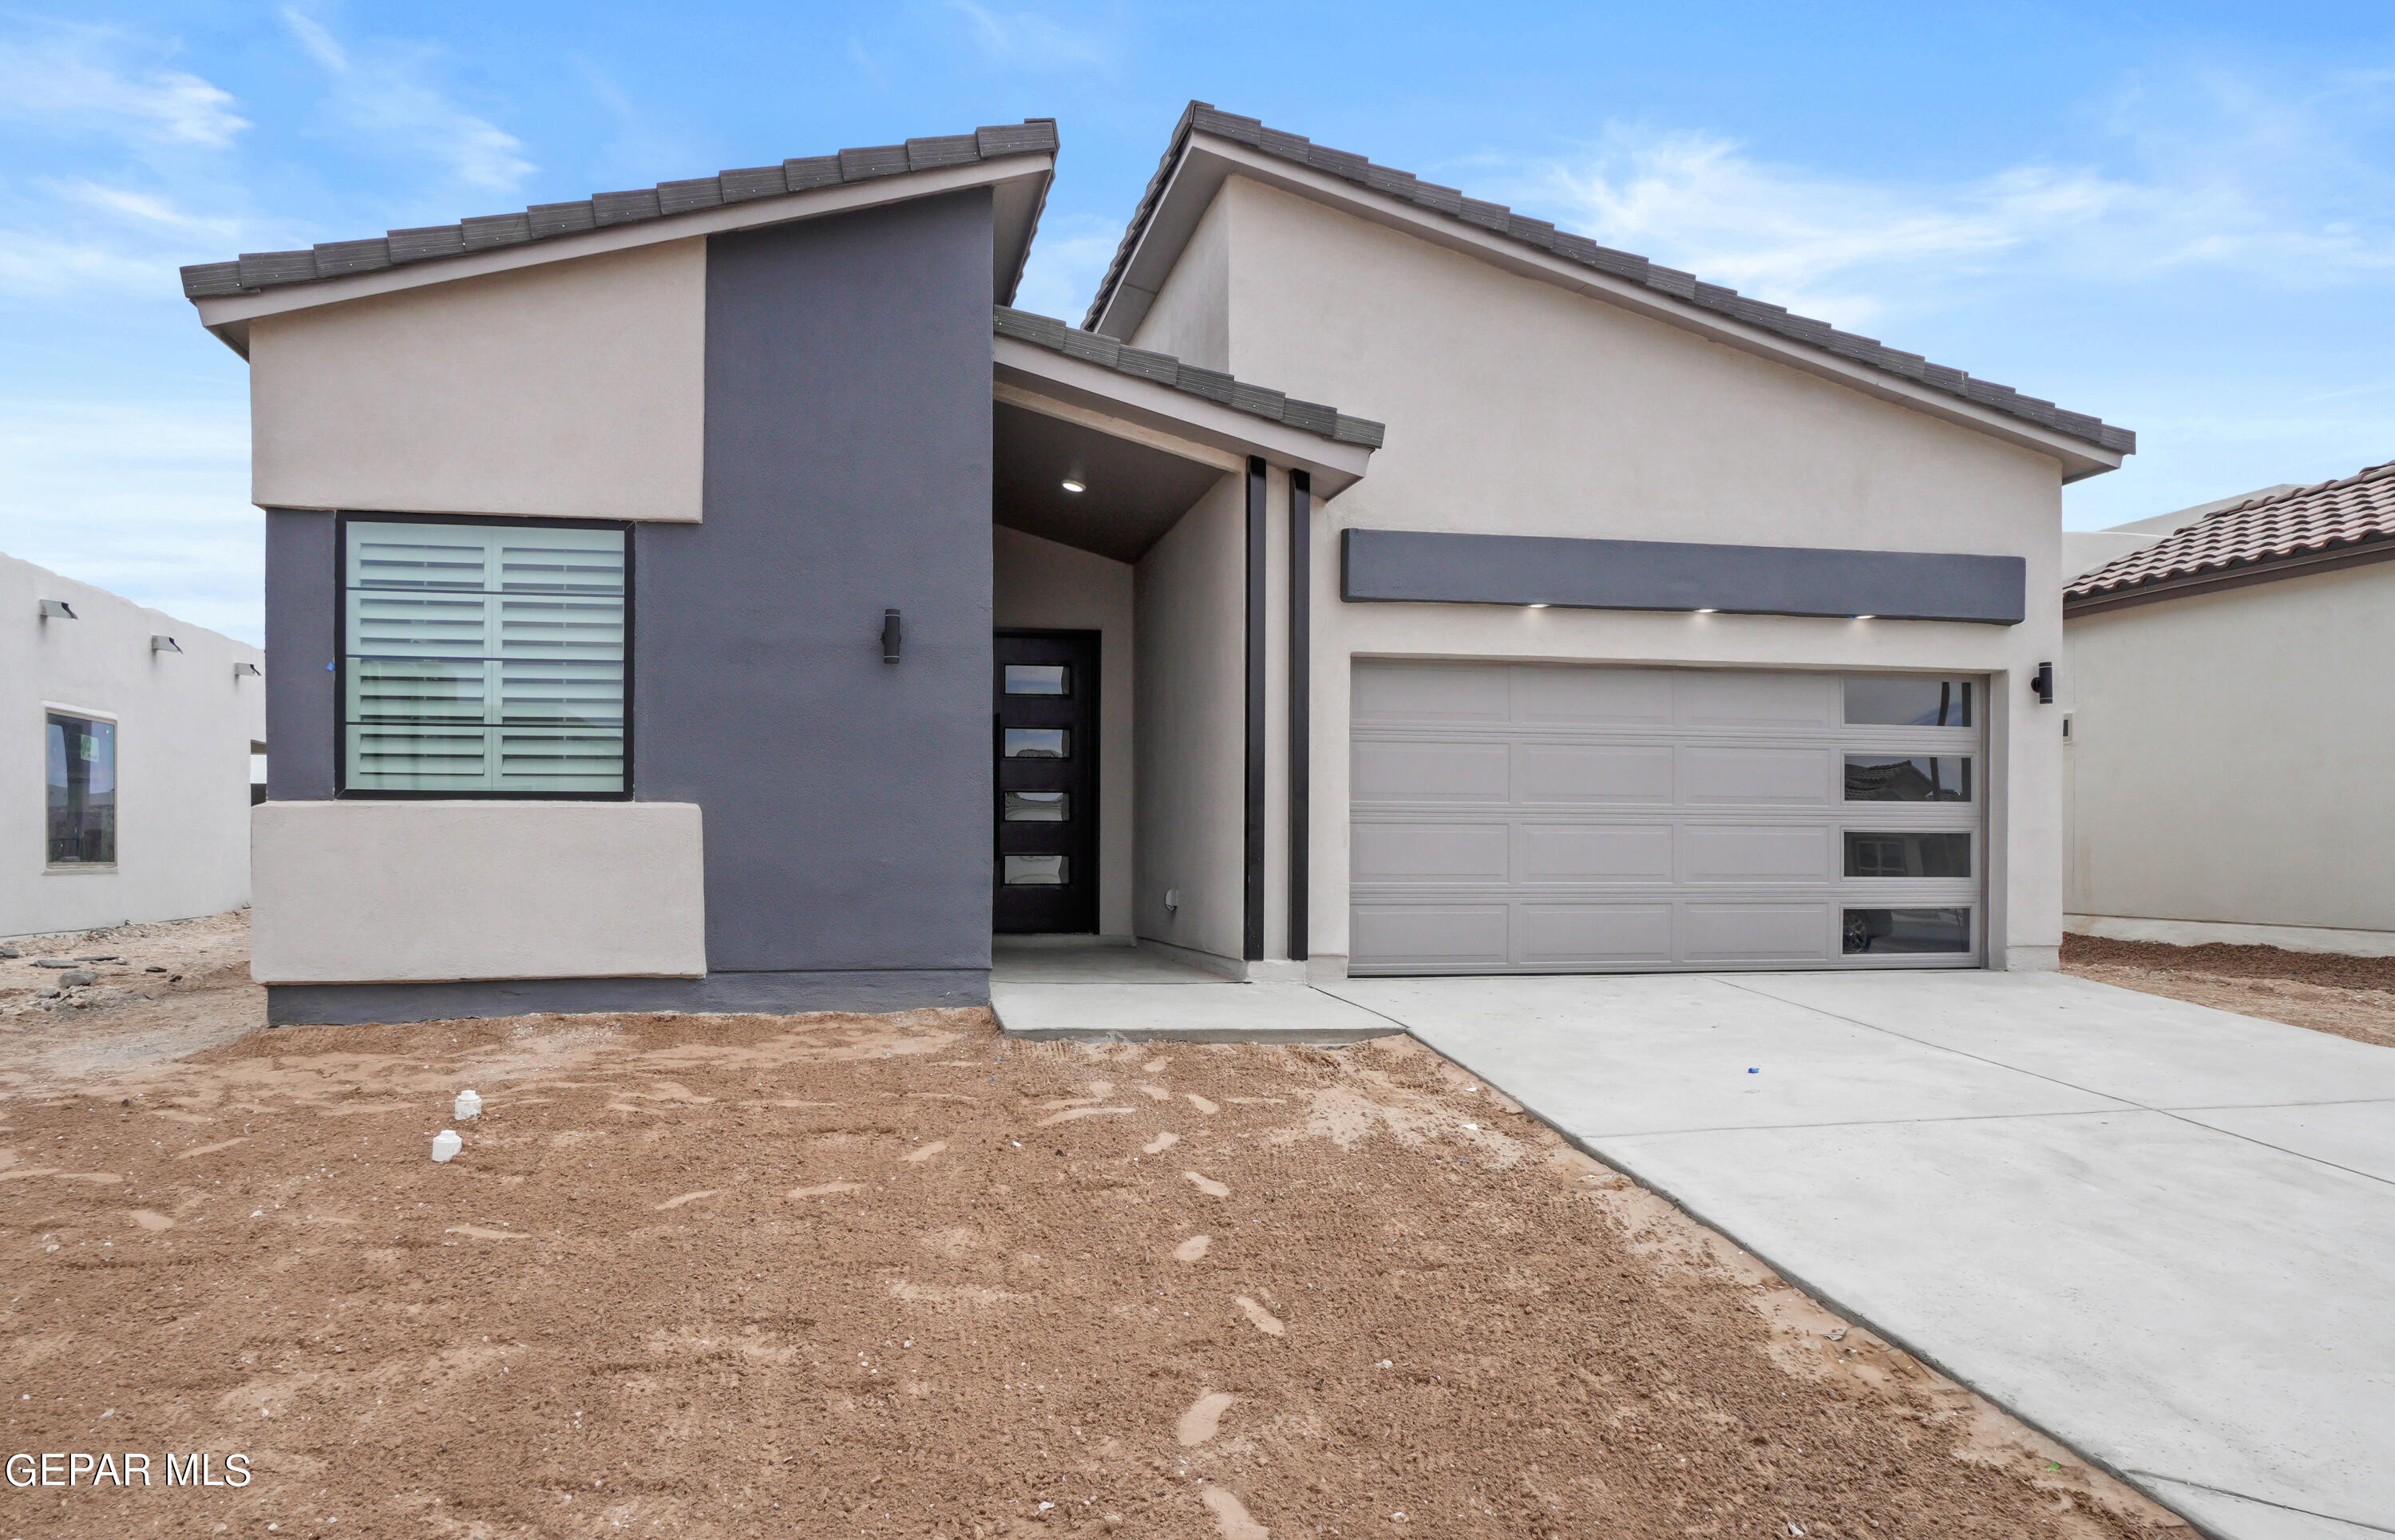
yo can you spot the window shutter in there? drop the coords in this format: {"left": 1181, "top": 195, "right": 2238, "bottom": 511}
{"left": 343, "top": 521, "right": 626, "bottom": 793}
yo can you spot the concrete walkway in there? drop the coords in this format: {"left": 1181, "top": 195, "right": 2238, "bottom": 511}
{"left": 1321, "top": 970, "right": 2395, "bottom": 1540}
{"left": 988, "top": 939, "right": 1395, "bottom": 1041}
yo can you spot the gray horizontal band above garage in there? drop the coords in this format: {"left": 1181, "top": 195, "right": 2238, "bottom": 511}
{"left": 1340, "top": 528, "right": 2026, "bottom": 624}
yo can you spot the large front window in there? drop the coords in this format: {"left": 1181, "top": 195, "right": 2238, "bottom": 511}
{"left": 342, "top": 518, "right": 628, "bottom": 795}
{"left": 46, "top": 712, "right": 116, "bottom": 864}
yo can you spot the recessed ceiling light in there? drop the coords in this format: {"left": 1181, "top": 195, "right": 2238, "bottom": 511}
{"left": 1060, "top": 479, "right": 1086, "bottom": 493}
{"left": 1694, "top": 608, "right": 1717, "bottom": 615}
{"left": 1853, "top": 614, "right": 1876, "bottom": 620}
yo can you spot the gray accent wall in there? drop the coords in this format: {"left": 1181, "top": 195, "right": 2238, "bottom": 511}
{"left": 263, "top": 507, "right": 337, "bottom": 800}
{"left": 267, "top": 970, "right": 988, "bottom": 1027}
{"left": 1341, "top": 528, "right": 2027, "bottom": 625}
{"left": 633, "top": 189, "right": 996, "bottom": 992}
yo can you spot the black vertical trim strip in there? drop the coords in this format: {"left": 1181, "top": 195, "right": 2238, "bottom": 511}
{"left": 1242, "top": 455, "right": 1269, "bottom": 963}
{"left": 1287, "top": 469, "right": 1311, "bottom": 962}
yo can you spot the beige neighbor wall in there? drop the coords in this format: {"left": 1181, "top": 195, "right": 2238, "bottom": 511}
{"left": 2065, "top": 562, "right": 2395, "bottom": 950}
{"left": 993, "top": 525, "right": 1136, "bottom": 936}
{"left": 247, "top": 239, "right": 706, "bottom": 522}
{"left": 250, "top": 801, "right": 706, "bottom": 984}
{"left": 1126, "top": 190, "right": 1230, "bottom": 371}
{"left": 1133, "top": 473, "right": 1249, "bottom": 964}
{"left": 1207, "top": 176, "right": 2074, "bottom": 972}
{"left": 3, "top": 552, "right": 264, "bottom": 939}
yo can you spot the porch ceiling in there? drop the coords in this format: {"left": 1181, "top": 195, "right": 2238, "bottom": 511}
{"left": 992, "top": 399, "right": 1229, "bottom": 562}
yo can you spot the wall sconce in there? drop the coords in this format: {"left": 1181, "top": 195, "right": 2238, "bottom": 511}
{"left": 2033, "top": 661, "right": 2055, "bottom": 704}
{"left": 235, "top": 662, "right": 262, "bottom": 679}
{"left": 151, "top": 635, "right": 182, "bottom": 653}
{"left": 39, "top": 600, "right": 76, "bottom": 620}
{"left": 881, "top": 608, "right": 902, "bottom": 664}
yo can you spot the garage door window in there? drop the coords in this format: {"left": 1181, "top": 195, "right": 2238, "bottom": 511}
{"left": 1844, "top": 754, "right": 1970, "bottom": 802}
{"left": 1844, "top": 907, "right": 1971, "bottom": 954}
{"left": 1845, "top": 678, "right": 1971, "bottom": 726}
{"left": 1844, "top": 831, "right": 1970, "bottom": 878}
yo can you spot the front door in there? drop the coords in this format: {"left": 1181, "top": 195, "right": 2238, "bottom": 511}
{"left": 994, "top": 630, "right": 1099, "bottom": 933}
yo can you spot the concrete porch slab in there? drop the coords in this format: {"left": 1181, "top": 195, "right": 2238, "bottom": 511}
{"left": 990, "top": 980, "right": 1400, "bottom": 1042}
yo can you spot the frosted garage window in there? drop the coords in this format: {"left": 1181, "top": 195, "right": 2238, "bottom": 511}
{"left": 342, "top": 520, "right": 627, "bottom": 795}
{"left": 46, "top": 713, "right": 116, "bottom": 865}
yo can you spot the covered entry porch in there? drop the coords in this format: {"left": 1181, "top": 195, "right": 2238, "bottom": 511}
{"left": 985, "top": 308, "right": 1379, "bottom": 978}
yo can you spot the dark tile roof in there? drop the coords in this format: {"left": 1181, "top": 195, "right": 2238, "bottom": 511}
{"left": 2067, "top": 459, "right": 2395, "bottom": 600}
{"left": 996, "top": 306, "right": 1384, "bottom": 449}
{"left": 1087, "top": 103, "right": 2134, "bottom": 457}
{"left": 180, "top": 121, "right": 1059, "bottom": 301}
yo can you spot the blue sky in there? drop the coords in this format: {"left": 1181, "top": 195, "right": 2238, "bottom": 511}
{"left": 5, "top": 2, "right": 2393, "bottom": 645}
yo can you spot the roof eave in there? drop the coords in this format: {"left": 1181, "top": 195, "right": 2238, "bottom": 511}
{"left": 192, "top": 153, "right": 1055, "bottom": 360}
{"left": 2065, "top": 533, "right": 2395, "bottom": 616}
{"left": 1092, "top": 122, "right": 2126, "bottom": 481}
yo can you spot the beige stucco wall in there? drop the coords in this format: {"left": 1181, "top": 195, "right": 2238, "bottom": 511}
{"left": 248, "top": 239, "right": 706, "bottom": 521}
{"left": 1203, "top": 176, "right": 2073, "bottom": 970}
{"left": 249, "top": 801, "right": 706, "bottom": 983}
{"left": 1126, "top": 191, "right": 1231, "bottom": 372}
{"left": 993, "top": 525, "right": 1136, "bottom": 936}
{"left": 2065, "top": 563, "right": 2395, "bottom": 936}
{"left": 3, "top": 552, "right": 264, "bottom": 938}
{"left": 1133, "top": 473, "right": 1249, "bottom": 960}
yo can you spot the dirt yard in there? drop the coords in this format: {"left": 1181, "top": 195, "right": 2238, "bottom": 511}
{"left": 0, "top": 916, "right": 2189, "bottom": 1538}
{"left": 2063, "top": 932, "right": 2395, "bottom": 1049}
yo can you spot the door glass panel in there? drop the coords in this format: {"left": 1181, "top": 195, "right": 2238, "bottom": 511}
{"left": 1004, "top": 664, "right": 1070, "bottom": 695}
{"left": 1843, "top": 831, "right": 1971, "bottom": 878}
{"left": 1004, "top": 791, "right": 1069, "bottom": 822}
{"left": 1843, "top": 907, "right": 1970, "bottom": 954}
{"left": 1844, "top": 678, "right": 1972, "bottom": 727}
{"left": 1003, "top": 728, "right": 1069, "bottom": 759}
{"left": 1843, "top": 755, "right": 1971, "bottom": 802}
{"left": 1004, "top": 854, "right": 1069, "bottom": 885}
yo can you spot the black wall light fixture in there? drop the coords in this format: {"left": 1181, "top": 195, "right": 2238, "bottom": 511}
{"left": 881, "top": 608, "right": 903, "bottom": 664}
{"left": 2033, "top": 661, "right": 2055, "bottom": 704}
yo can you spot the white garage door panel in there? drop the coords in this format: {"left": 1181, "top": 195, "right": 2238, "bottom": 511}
{"left": 1518, "top": 823, "right": 1675, "bottom": 883}
{"left": 1517, "top": 744, "right": 1676, "bottom": 803}
{"left": 1350, "top": 905, "right": 1510, "bottom": 968}
{"left": 1350, "top": 663, "right": 1984, "bottom": 974}
{"left": 1352, "top": 821, "right": 1510, "bottom": 882}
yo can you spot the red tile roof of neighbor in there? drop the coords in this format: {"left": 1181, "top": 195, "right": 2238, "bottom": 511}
{"left": 2067, "top": 458, "right": 2395, "bottom": 603}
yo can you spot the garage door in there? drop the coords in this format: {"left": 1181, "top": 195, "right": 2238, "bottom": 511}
{"left": 1349, "top": 663, "right": 1984, "bottom": 974}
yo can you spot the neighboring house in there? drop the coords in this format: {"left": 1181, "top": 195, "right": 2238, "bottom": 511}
{"left": 4, "top": 550, "right": 265, "bottom": 940}
{"left": 180, "top": 103, "right": 2131, "bottom": 1027}
{"left": 2064, "top": 460, "right": 2395, "bottom": 956}
{"left": 2062, "top": 484, "right": 2300, "bottom": 584}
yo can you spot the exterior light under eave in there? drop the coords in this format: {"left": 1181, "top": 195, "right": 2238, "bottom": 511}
{"left": 1526, "top": 603, "right": 1550, "bottom": 609}
{"left": 1060, "top": 479, "right": 1085, "bottom": 493}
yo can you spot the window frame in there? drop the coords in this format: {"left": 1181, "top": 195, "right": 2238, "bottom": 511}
{"left": 334, "top": 510, "right": 636, "bottom": 802}
{"left": 42, "top": 703, "right": 120, "bottom": 870}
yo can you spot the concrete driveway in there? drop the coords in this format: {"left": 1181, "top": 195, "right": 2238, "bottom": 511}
{"left": 1322, "top": 969, "right": 2395, "bottom": 1540}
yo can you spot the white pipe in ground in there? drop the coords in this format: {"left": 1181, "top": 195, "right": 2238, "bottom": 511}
{"left": 453, "top": 1089, "right": 482, "bottom": 1120}
{"left": 431, "top": 1130, "right": 462, "bottom": 1162}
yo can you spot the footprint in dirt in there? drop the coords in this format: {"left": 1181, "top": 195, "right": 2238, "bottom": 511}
{"left": 788, "top": 1181, "right": 865, "bottom": 1198}
{"left": 1183, "top": 1170, "right": 1229, "bottom": 1198}
{"left": 1201, "top": 1487, "right": 1269, "bottom": 1540}
{"left": 1177, "top": 1389, "right": 1236, "bottom": 1447}
{"left": 1185, "top": 1093, "right": 1219, "bottom": 1115}
{"left": 1144, "top": 1133, "right": 1179, "bottom": 1155}
{"left": 903, "top": 1140, "right": 948, "bottom": 1163}
{"left": 656, "top": 1190, "right": 718, "bottom": 1210}
{"left": 1173, "top": 1234, "right": 1210, "bottom": 1263}
{"left": 1233, "top": 1296, "right": 1285, "bottom": 1337}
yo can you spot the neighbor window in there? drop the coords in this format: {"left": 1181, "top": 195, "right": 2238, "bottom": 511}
{"left": 342, "top": 518, "right": 627, "bottom": 795}
{"left": 46, "top": 712, "right": 116, "bottom": 865}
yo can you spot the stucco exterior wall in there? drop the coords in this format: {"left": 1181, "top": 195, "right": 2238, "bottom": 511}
{"left": 2065, "top": 562, "right": 2395, "bottom": 936}
{"left": 1134, "top": 473, "right": 1247, "bottom": 961}
{"left": 250, "top": 801, "right": 704, "bottom": 982}
{"left": 2, "top": 551, "right": 263, "bottom": 938}
{"left": 1126, "top": 190, "right": 1230, "bottom": 373}
{"left": 1207, "top": 176, "right": 2072, "bottom": 969}
{"left": 994, "top": 525, "right": 1136, "bottom": 936}
{"left": 248, "top": 240, "right": 706, "bottom": 522}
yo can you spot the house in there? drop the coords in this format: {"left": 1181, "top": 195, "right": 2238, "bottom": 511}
{"left": 180, "top": 103, "right": 2132, "bottom": 1027}
{"left": 2061, "top": 484, "right": 2299, "bottom": 583}
{"left": 2064, "top": 460, "right": 2395, "bottom": 956}
{"left": 4, "top": 550, "right": 265, "bottom": 939}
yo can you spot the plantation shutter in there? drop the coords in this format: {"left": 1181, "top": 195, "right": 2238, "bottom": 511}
{"left": 342, "top": 521, "right": 627, "bottom": 794}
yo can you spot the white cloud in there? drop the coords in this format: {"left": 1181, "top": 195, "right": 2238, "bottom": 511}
{"left": 946, "top": 0, "right": 1112, "bottom": 69}
{"left": 278, "top": 7, "right": 534, "bottom": 194}
{"left": 0, "top": 231, "right": 170, "bottom": 298}
{"left": 1493, "top": 72, "right": 2395, "bottom": 333}
{"left": 56, "top": 182, "right": 241, "bottom": 239}
{"left": 0, "top": 30, "right": 249, "bottom": 148}
{"left": 1010, "top": 212, "right": 1123, "bottom": 323}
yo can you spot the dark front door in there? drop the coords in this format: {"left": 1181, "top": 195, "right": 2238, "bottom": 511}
{"left": 994, "top": 630, "right": 1099, "bottom": 933}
